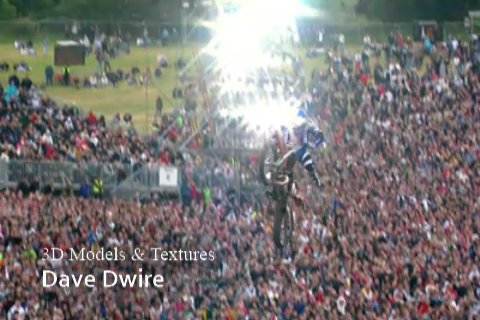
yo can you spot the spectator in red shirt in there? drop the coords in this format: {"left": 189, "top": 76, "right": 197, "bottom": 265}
{"left": 87, "top": 111, "right": 97, "bottom": 125}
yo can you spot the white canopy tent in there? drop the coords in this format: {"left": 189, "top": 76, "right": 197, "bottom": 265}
{"left": 468, "top": 11, "right": 480, "bottom": 35}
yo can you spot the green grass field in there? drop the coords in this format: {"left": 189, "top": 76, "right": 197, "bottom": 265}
{"left": 0, "top": 1, "right": 467, "bottom": 134}
{"left": 0, "top": 0, "right": 424, "bottom": 134}
{"left": 0, "top": 0, "right": 404, "bottom": 134}
{"left": 1, "top": 41, "right": 200, "bottom": 132}
{"left": 0, "top": 39, "right": 334, "bottom": 132}
{"left": 0, "top": 4, "right": 366, "bottom": 135}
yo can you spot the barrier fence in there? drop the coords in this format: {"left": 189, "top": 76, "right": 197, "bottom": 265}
{"left": 0, "top": 160, "right": 180, "bottom": 197}
{"left": 0, "top": 19, "right": 476, "bottom": 45}
{"left": 0, "top": 157, "right": 261, "bottom": 201}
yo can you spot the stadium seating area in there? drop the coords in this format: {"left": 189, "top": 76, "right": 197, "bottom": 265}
{"left": 1, "top": 30, "right": 480, "bottom": 320}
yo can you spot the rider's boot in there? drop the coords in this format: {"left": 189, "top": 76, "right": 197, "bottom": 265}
{"left": 300, "top": 151, "right": 325, "bottom": 191}
{"left": 305, "top": 162, "right": 324, "bottom": 190}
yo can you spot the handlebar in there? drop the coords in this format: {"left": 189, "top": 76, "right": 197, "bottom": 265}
{"left": 274, "top": 141, "right": 322, "bottom": 168}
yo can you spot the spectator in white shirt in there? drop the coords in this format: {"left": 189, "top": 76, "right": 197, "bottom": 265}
{"left": 90, "top": 132, "right": 99, "bottom": 147}
{"left": 42, "top": 130, "right": 53, "bottom": 145}
{"left": 363, "top": 34, "right": 371, "bottom": 47}
{"left": 8, "top": 301, "right": 26, "bottom": 320}
{"left": 318, "top": 28, "right": 324, "bottom": 47}
{"left": 101, "top": 74, "right": 109, "bottom": 87}
{"left": 32, "top": 94, "right": 40, "bottom": 109}
{"left": 89, "top": 75, "right": 97, "bottom": 87}
{"left": 71, "top": 22, "right": 78, "bottom": 39}
{"left": 339, "top": 33, "right": 345, "bottom": 53}
{"left": 244, "top": 280, "right": 257, "bottom": 299}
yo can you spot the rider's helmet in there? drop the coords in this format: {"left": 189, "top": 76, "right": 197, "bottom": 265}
{"left": 292, "top": 108, "right": 311, "bottom": 133}
{"left": 293, "top": 108, "right": 308, "bottom": 127}
{"left": 297, "top": 108, "right": 307, "bottom": 119}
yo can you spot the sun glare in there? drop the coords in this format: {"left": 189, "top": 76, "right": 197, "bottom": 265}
{"left": 197, "top": 0, "right": 316, "bottom": 132}
{"left": 203, "top": 0, "right": 310, "bottom": 75}
{"left": 218, "top": 98, "right": 303, "bottom": 133}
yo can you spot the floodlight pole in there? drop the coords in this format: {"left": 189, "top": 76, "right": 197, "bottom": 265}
{"left": 233, "top": 128, "right": 240, "bottom": 204}
{"left": 144, "top": 24, "right": 149, "bottom": 135}
{"left": 182, "top": 2, "right": 190, "bottom": 57}
{"left": 236, "top": 133, "right": 242, "bottom": 204}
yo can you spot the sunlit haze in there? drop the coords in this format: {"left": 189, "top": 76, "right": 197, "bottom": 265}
{"left": 198, "top": 0, "right": 316, "bottom": 130}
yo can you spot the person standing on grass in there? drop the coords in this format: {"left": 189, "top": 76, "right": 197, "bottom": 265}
{"left": 172, "top": 28, "right": 178, "bottom": 43}
{"left": 339, "top": 33, "right": 345, "bottom": 54}
{"left": 103, "top": 53, "right": 111, "bottom": 73}
{"left": 96, "top": 49, "right": 103, "bottom": 74}
{"left": 156, "top": 95, "right": 163, "bottom": 117}
{"left": 63, "top": 66, "right": 71, "bottom": 86}
{"left": 43, "top": 37, "right": 49, "bottom": 55}
{"left": 162, "top": 28, "right": 169, "bottom": 46}
{"left": 45, "top": 65, "right": 53, "bottom": 86}
{"left": 318, "top": 28, "right": 324, "bottom": 48}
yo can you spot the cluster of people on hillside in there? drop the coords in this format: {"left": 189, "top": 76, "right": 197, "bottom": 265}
{"left": 1, "top": 26, "right": 480, "bottom": 320}
{"left": 0, "top": 73, "right": 179, "bottom": 167}
{"left": 38, "top": 25, "right": 173, "bottom": 89}
{"left": 46, "top": 62, "right": 169, "bottom": 89}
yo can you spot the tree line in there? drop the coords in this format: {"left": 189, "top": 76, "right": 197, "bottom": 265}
{"left": 355, "top": 0, "right": 480, "bottom": 22}
{"left": 0, "top": 0, "right": 188, "bottom": 21}
{"left": 1, "top": 0, "right": 480, "bottom": 22}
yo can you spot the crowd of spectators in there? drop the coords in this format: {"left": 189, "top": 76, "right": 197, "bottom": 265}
{"left": 1, "top": 28, "right": 480, "bottom": 320}
{"left": 0, "top": 72, "right": 184, "bottom": 166}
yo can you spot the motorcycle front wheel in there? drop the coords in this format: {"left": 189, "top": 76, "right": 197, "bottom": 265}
{"left": 272, "top": 202, "right": 295, "bottom": 253}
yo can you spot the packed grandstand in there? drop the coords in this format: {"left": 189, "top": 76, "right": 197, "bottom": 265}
{"left": 1, "top": 2, "right": 480, "bottom": 320}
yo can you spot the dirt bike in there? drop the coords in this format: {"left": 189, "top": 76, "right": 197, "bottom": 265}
{"left": 259, "top": 140, "right": 303, "bottom": 253}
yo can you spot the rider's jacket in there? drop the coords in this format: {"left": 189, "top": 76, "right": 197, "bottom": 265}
{"left": 280, "top": 109, "right": 325, "bottom": 149}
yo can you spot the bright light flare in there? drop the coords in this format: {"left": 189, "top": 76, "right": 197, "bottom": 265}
{"left": 219, "top": 99, "right": 300, "bottom": 133}
{"left": 213, "top": 14, "right": 265, "bottom": 76}
{"left": 196, "top": 0, "right": 317, "bottom": 136}
{"left": 205, "top": 0, "right": 312, "bottom": 75}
